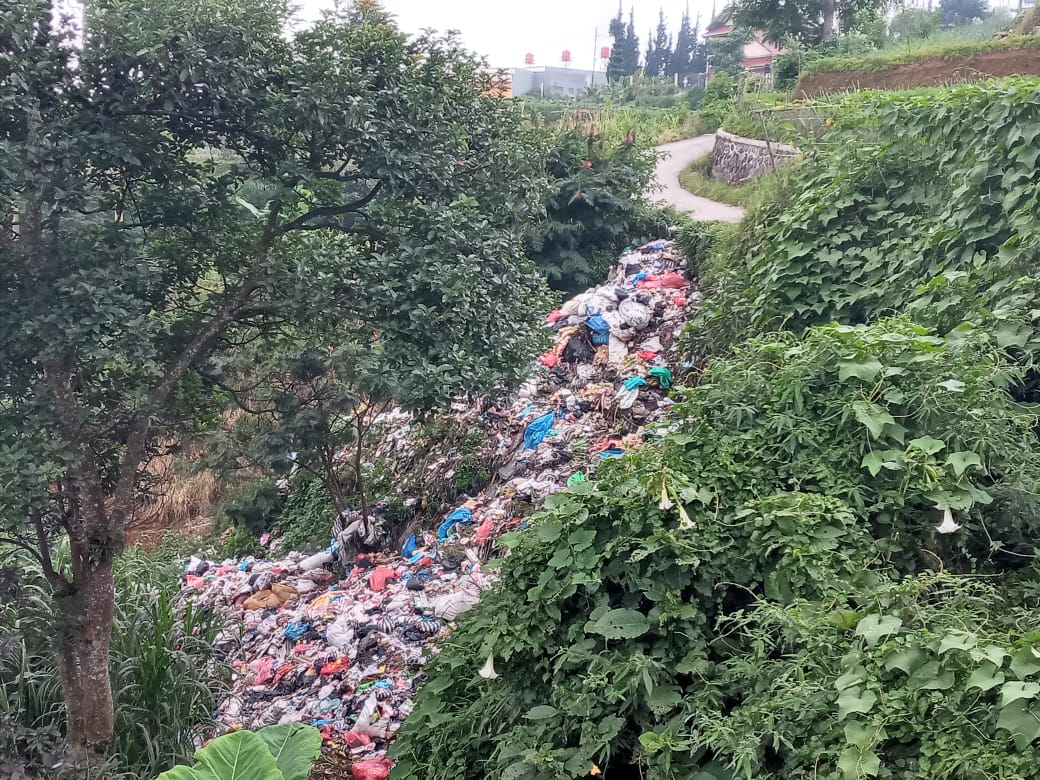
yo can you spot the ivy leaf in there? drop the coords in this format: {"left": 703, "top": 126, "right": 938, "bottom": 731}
{"left": 945, "top": 451, "right": 982, "bottom": 477}
{"left": 587, "top": 608, "right": 650, "bottom": 639}
{"left": 843, "top": 720, "right": 883, "bottom": 748}
{"left": 996, "top": 700, "right": 1040, "bottom": 751}
{"left": 908, "top": 436, "right": 945, "bottom": 455}
{"left": 937, "top": 630, "right": 977, "bottom": 654}
{"left": 966, "top": 662, "right": 1005, "bottom": 692}
{"left": 851, "top": 401, "right": 896, "bottom": 440}
{"left": 1000, "top": 681, "right": 1040, "bottom": 707}
{"left": 883, "top": 645, "right": 926, "bottom": 675}
{"left": 837, "top": 358, "right": 884, "bottom": 383}
{"left": 837, "top": 746, "right": 881, "bottom": 779}
{"left": 524, "top": 705, "right": 559, "bottom": 720}
{"left": 855, "top": 614, "right": 902, "bottom": 646}
{"left": 837, "top": 687, "right": 878, "bottom": 719}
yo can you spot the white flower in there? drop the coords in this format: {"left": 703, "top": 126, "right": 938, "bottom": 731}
{"left": 658, "top": 482, "right": 673, "bottom": 511}
{"left": 479, "top": 654, "right": 499, "bottom": 680}
{"left": 935, "top": 505, "right": 961, "bottom": 534}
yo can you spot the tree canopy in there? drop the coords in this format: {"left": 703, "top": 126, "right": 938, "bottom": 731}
{"left": 0, "top": 0, "right": 548, "bottom": 761}
{"left": 731, "top": 0, "right": 885, "bottom": 45}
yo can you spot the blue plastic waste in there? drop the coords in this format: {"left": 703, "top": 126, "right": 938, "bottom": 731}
{"left": 401, "top": 533, "right": 417, "bottom": 557}
{"left": 284, "top": 621, "right": 308, "bottom": 640}
{"left": 585, "top": 315, "right": 611, "bottom": 345}
{"left": 630, "top": 271, "right": 649, "bottom": 285}
{"left": 523, "top": 410, "right": 556, "bottom": 450}
{"left": 601, "top": 448, "right": 625, "bottom": 459}
{"left": 624, "top": 376, "right": 648, "bottom": 391}
{"left": 437, "top": 507, "right": 474, "bottom": 541}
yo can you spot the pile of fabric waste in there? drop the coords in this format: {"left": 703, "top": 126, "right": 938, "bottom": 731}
{"left": 180, "top": 239, "right": 697, "bottom": 775}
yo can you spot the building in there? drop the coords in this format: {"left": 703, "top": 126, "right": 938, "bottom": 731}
{"left": 704, "top": 12, "right": 785, "bottom": 74}
{"left": 509, "top": 66, "right": 607, "bottom": 99}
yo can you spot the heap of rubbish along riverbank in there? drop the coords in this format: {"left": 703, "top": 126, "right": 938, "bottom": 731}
{"left": 181, "top": 239, "right": 698, "bottom": 778}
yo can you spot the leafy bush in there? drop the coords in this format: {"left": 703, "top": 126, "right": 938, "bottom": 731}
{"left": 276, "top": 475, "right": 337, "bottom": 553}
{"left": 675, "top": 220, "right": 733, "bottom": 276}
{"left": 801, "top": 33, "right": 1040, "bottom": 75}
{"left": 691, "top": 78, "right": 1040, "bottom": 358}
{"left": 389, "top": 318, "right": 1040, "bottom": 779}
{"left": 527, "top": 129, "right": 661, "bottom": 293}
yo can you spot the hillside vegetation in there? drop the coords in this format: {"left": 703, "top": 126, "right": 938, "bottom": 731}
{"left": 390, "top": 78, "right": 1040, "bottom": 779}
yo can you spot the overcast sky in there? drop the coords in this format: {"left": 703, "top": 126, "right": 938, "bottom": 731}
{"left": 297, "top": 0, "right": 722, "bottom": 70}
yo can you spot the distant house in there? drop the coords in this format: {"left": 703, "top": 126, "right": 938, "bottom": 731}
{"left": 704, "top": 12, "right": 785, "bottom": 74}
{"left": 509, "top": 66, "right": 607, "bottom": 99}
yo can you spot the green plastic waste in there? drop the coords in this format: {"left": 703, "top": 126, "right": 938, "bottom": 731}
{"left": 649, "top": 366, "right": 673, "bottom": 389}
{"left": 567, "top": 471, "right": 587, "bottom": 487}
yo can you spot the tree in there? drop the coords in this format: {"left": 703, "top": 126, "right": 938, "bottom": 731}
{"left": 690, "top": 13, "right": 708, "bottom": 75}
{"left": 607, "top": 3, "right": 629, "bottom": 81}
{"left": 669, "top": 5, "right": 694, "bottom": 84}
{"left": 625, "top": 8, "right": 642, "bottom": 75}
{"left": 645, "top": 10, "right": 672, "bottom": 77}
{"left": 707, "top": 32, "right": 748, "bottom": 77}
{"left": 0, "top": 0, "right": 548, "bottom": 762}
{"left": 888, "top": 7, "right": 941, "bottom": 39}
{"left": 940, "top": 0, "right": 989, "bottom": 26}
{"left": 731, "top": 0, "right": 885, "bottom": 45}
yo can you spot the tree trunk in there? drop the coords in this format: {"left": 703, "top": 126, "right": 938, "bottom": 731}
{"left": 821, "top": 0, "right": 837, "bottom": 40}
{"left": 55, "top": 542, "right": 115, "bottom": 760}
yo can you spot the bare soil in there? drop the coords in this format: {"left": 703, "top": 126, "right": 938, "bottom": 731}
{"left": 796, "top": 49, "right": 1040, "bottom": 98}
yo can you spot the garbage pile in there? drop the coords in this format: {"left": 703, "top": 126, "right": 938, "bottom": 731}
{"left": 180, "top": 240, "right": 696, "bottom": 776}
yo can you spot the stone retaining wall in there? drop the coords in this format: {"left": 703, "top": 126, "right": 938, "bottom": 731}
{"left": 711, "top": 129, "right": 800, "bottom": 186}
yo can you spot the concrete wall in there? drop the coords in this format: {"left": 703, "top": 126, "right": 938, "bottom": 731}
{"left": 710, "top": 129, "right": 799, "bottom": 185}
{"left": 510, "top": 67, "right": 606, "bottom": 98}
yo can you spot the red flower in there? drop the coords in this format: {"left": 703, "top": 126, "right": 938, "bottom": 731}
{"left": 582, "top": 160, "right": 593, "bottom": 169}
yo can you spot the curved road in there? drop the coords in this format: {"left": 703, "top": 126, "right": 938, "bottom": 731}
{"left": 653, "top": 135, "right": 745, "bottom": 223}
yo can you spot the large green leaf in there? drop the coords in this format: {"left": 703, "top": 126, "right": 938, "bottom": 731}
{"left": 586, "top": 608, "right": 650, "bottom": 639}
{"left": 154, "top": 730, "right": 284, "bottom": 780}
{"left": 256, "top": 724, "right": 322, "bottom": 780}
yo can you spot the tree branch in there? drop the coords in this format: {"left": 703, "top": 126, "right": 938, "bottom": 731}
{"left": 278, "top": 182, "right": 383, "bottom": 233}
{"left": 34, "top": 512, "right": 72, "bottom": 593}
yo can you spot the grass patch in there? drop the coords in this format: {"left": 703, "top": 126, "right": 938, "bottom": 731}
{"left": 678, "top": 153, "right": 769, "bottom": 208}
{"left": 802, "top": 34, "right": 1040, "bottom": 75}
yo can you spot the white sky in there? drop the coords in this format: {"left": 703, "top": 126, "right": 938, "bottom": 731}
{"left": 296, "top": 0, "right": 722, "bottom": 69}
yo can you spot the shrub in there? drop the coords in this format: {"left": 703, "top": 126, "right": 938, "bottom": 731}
{"left": 154, "top": 724, "right": 321, "bottom": 780}
{"left": 527, "top": 129, "right": 660, "bottom": 293}
{"left": 389, "top": 318, "right": 1040, "bottom": 779}
{"left": 675, "top": 220, "right": 731, "bottom": 276}
{"left": 690, "top": 79, "right": 1040, "bottom": 358}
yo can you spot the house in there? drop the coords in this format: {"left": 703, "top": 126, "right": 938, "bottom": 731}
{"left": 509, "top": 66, "right": 606, "bottom": 99}
{"left": 704, "top": 11, "right": 785, "bottom": 73}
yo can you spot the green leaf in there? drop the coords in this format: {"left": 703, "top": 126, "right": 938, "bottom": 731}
{"left": 524, "top": 705, "right": 559, "bottom": 720}
{"left": 937, "top": 378, "right": 965, "bottom": 392}
{"left": 883, "top": 645, "right": 926, "bottom": 675}
{"left": 837, "top": 358, "right": 884, "bottom": 383}
{"left": 1000, "top": 681, "right": 1040, "bottom": 707}
{"left": 155, "top": 769, "right": 198, "bottom": 780}
{"left": 945, "top": 451, "right": 982, "bottom": 477}
{"left": 256, "top": 724, "right": 321, "bottom": 780}
{"left": 908, "top": 436, "right": 945, "bottom": 455}
{"left": 997, "top": 700, "right": 1040, "bottom": 751}
{"left": 855, "top": 614, "right": 902, "bottom": 646}
{"left": 966, "top": 662, "right": 1005, "bottom": 692}
{"left": 937, "top": 630, "right": 977, "bottom": 654}
{"left": 587, "top": 608, "right": 650, "bottom": 639}
{"left": 852, "top": 401, "right": 896, "bottom": 440}
{"left": 837, "top": 687, "right": 878, "bottom": 719}
{"left": 837, "top": 746, "right": 881, "bottom": 779}
{"left": 161, "top": 731, "right": 283, "bottom": 780}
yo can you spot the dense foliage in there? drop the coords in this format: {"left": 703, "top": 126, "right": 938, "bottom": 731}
{"left": 0, "top": 0, "right": 549, "bottom": 758}
{"left": 527, "top": 130, "right": 665, "bottom": 292}
{"left": 691, "top": 79, "right": 1040, "bottom": 359}
{"left": 390, "top": 318, "right": 1040, "bottom": 779}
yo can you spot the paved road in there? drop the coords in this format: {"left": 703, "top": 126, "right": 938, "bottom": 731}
{"left": 653, "top": 135, "right": 745, "bottom": 223}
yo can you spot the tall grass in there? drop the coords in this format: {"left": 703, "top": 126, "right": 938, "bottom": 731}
{"left": 0, "top": 544, "right": 230, "bottom": 778}
{"left": 518, "top": 100, "right": 710, "bottom": 146}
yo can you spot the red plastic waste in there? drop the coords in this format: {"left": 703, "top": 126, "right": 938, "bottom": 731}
{"left": 673, "top": 293, "right": 687, "bottom": 307}
{"left": 547, "top": 309, "right": 564, "bottom": 324}
{"left": 343, "top": 731, "right": 372, "bottom": 749}
{"left": 656, "top": 271, "right": 688, "bottom": 289}
{"left": 352, "top": 756, "right": 392, "bottom": 779}
{"left": 369, "top": 566, "right": 399, "bottom": 591}
{"left": 320, "top": 657, "right": 350, "bottom": 675}
{"left": 539, "top": 352, "right": 559, "bottom": 368}
{"left": 474, "top": 518, "right": 496, "bottom": 545}
{"left": 635, "top": 350, "right": 657, "bottom": 361}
